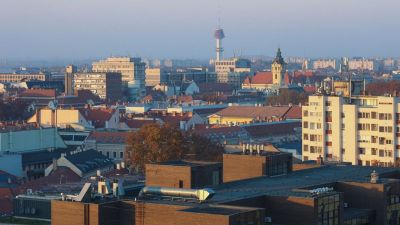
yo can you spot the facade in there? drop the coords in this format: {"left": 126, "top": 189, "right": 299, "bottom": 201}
{"left": 84, "top": 131, "right": 128, "bottom": 161}
{"left": 348, "top": 59, "right": 377, "bottom": 71}
{"left": 145, "top": 68, "right": 167, "bottom": 86}
{"left": 214, "top": 58, "right": 251, "bottom": 88}
{"left": 0, "top": 73, "right": 47, "bottom": 83}
{"left": 65, "top": 64, "right": 77, "bottom": 96}
{"left": 146, "top": 161, "right": 222, "bottom": 189}
{"left": 312, "top": 59, "right": 338, "bottom": 70}
{"left": 302, "top": 94, "right": 400, "bottom": 166}
{"left": 73, "top": 72, "right": 122, "bottom": 101}
{"left": 92, "top": 57, "right": 146, "bottom": 99}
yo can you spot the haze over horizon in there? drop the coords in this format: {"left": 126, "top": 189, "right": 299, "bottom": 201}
{"left": 1, "top": 0, "right": 399, "bottom": 60}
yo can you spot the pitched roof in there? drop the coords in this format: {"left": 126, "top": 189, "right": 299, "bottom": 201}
{"left": 244, "top": 72, "right": 273, "bottom": 85}
{"left": 21, "top": 148, "right": 71, "bottom": 168}
{"left": 212, "top": 106, "right": 291, "bottom": 120}
{"left": 123, "top": 119, "right": 158, "bottom": 129}
{"left": 65, "top": 149, "right": 114, "bottom": 174}
{"left": 79, "top": 107, "right": 116, "bottom": 128}
{"left": 19, "top": 88, "right": 56, "bottom": 98}
{"left": 87, "top": 131, "right": 129, "bottom": 144}
{"left": 193, "top": 126, "right": 246, "bottom": 137}
{"left": 243, "top": 121, "right": 302, "bottom": 138}
{"left": 17, "top": 167, "right": 81, "bottom": 193}
{"left": 285, "top": 106, "right": 302, "bottom": 120}
{"left": 303, "top": 85, "right": 316, "bottom": 94}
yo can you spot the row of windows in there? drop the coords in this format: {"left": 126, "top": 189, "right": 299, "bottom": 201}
{"left": 303, "top": 145, "right": 322, "bottom": 153}
{"left": 359, "top": 148, "right": 393, "bottom": 157}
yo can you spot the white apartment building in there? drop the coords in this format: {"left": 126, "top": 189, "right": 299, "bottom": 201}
{"left": 215, "top": 58, "right": 252, "bottom": 88}
{"left": 302, "top": 94, "right": 400, "bottom": 167}
{"left": 348, "top": 59, "right": 377, "bottom": 71}
{"left": 312, "top": 59, "right": 338, "bottom": 70}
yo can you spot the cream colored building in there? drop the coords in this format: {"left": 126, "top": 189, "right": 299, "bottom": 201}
{"left": 302, "top": 94, "right": 400, "bottom": 167}
{"left": 348, "top": 59, "right": 376, "bottom": 71}
{"left": 0, "top": 73, "right": 47, "bottom": 83}
{"left": 215, "top": 58, "right": 251, "bottom": 88}
{"left": 145, "top": 68, "right": 167, "bottom": 86}
{"left": 73, "top": 72, "right": 122, "bottom": 101}
{"left": 92, "top": 57, "right": 146, "bottom": 99}
{"left": 312, "top": 59, "right": 338, "bottom": 70}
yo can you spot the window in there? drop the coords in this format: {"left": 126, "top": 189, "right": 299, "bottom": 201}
{"left": 179, "top": 180, "right": 183, "bottom": 188}
{"left": 120, "top": 152, "right": 124, "bottom": 159}
{"left": 371, "top": 148, "right": 377, "bottom": 155}
{"left": 113, "top": 152, "right": 117, "bottom": 158}
{"left": 304, "top": 134, "right": 309, "bottom": 140}
{"left": 303, "top": 110, "right": 308, "bottom": 117}
{"left": 379, "top": 150, "right": 385, "bottom": 157}
{"left": 358, "top": 148, "right": 365, "bottom": 155}
{"left": 303, "top": 121, "right": 308, "bottom": 128}
{"left": 371, "top": 112, "right": 377, "bottom": 119}
{"left": 303, "top": 145, "right": 309, "bottom": 151}
{"left": 326, "top": 101, "right": 331, "bottom": 106}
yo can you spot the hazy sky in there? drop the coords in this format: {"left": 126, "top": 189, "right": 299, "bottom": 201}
{"left": 0, "top": 0, "right": 399, "bottom": 60}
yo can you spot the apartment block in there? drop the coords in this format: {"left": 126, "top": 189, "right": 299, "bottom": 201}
{"left": 0, "top": 73, "right": 47, "bottom": 83}
{"left": 302, "top": 94, "right": 400, "bottom": 166}
{"left": 214, "top": 58, "right": 251, "bottom": 88}
{"left": 73, "top": 72, "right": 122, "bottom": 101}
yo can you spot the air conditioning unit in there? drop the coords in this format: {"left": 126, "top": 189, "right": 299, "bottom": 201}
{"left": 344, "top": 202, "right": 349, "bottom": 208}
{"left": 265, "top": 217, "right": 272, "bottom": 223}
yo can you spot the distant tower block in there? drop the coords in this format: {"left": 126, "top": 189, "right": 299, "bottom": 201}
{"left": 214, "top": 28, "right": 225, "bottom": 61}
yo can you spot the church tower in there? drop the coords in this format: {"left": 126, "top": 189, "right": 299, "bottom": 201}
{"left": 271, "top": 48, "right": 286, "bottom": 87}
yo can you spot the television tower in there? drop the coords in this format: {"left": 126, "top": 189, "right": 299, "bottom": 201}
{"left": 214, "top": 27, "right": 225, "bottom": 61}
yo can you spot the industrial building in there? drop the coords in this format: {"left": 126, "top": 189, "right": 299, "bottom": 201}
{"left": 50, "top": 148, "right": 400, "bottom": 225}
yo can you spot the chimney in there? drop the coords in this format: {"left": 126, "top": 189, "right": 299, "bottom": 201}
{"left": 370, "top": 170, "right": 379, "bottom": 184}
{"left": 53, "top": 158, "right": 58, "bottom": 171}
{"left": 317, "top": 155, "right": 324, "bottom": 165}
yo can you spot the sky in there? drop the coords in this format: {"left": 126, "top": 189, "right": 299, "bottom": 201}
{"left": 0, "top": 0, "right": 399, "bottom": 60}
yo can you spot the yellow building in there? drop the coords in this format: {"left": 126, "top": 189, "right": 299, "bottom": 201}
{"left": 271, "top": 48, "right": 286, "bottom": 87}
{"left": 302, "top": 94, "right": 400, "bottom": 167}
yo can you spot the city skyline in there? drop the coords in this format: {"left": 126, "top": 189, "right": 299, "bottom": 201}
{"left": 0, "top": 0, "right": 399, "bottom": 60}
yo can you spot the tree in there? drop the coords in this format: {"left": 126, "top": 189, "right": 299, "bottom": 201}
{"left": 125, "top": 123, "right": 225, "bottom": 172}
{"left": 0, "top": 99, "right": 30, "bottom": 121}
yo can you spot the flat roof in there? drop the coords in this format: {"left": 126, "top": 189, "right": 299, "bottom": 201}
{"left": 211, "top": 165, "right": 400, "bottom": 203}
{"left": 153, "top": 160, "right": 221, "bottom": 167}
{"left": 181, "top": 205, "right": 261, "bottom": 215}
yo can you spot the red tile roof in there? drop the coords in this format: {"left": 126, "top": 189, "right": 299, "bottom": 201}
{"left": 0, "top": 187, "right": 14, "bottom": 215}
{"left": 79, "top": 107, "right": 116, "bottom": 128}
{"left": 17, "top": 167, "right": 81, "bottom": 193}
{"left": 243, "top": 72, "right": 273, "bottom": 85}
{"left": 123, "top": 119, "right": 158, "bottom": 129}
{"left": 87, "top": 131, "right": 129, "bottom": 144}
{"left": 303, "top": 85, "right": 316, "bottom": 94}
{"left": 19, "top": 88, "right": 56, "bottom": 98}
{"left": 285, "top": 106, "right": 302, "bottom": 120}
{"left": 284, "top": 72, "right": 291, "bottom": 85}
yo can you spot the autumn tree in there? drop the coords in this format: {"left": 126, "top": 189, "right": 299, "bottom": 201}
{"left": 125, "top": 123, "right": 225, "bottom": 172}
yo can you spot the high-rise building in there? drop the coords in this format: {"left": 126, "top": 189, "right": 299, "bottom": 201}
{"left": 302, "top": 93, "right": 400, "bottom": 167}
{"left": 92, "top": 57, "right": 146, "bottom": 99}
{"left": 64, "top": 64, "right": 77, "bottom": 96}
{"left": 214, "top": 58, "right": 252, "bottom": 88}
{"left": 73, "top": 72, "right": 122, "bottom": 102}
{"left": 348, "top": 58, "right": 377, "bottom": 71}
{"left": 145, "top": 68, "right": 167, "bottom": 86}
